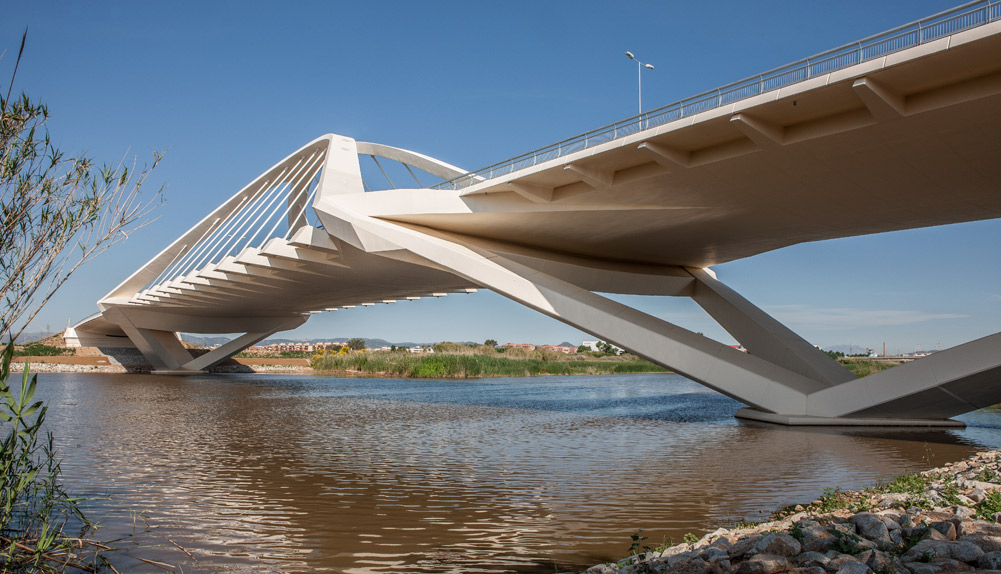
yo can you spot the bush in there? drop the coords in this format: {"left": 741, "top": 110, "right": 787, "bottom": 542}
{"left": 12, "top": 344, "right": 73, "bottom": 357}
{"left": 0, "top": 343, "right": 96, "bottom": 570}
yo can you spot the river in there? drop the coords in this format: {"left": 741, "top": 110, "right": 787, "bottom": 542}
{"left": 31, "top": 372, "right": 1001, "bottom": 573}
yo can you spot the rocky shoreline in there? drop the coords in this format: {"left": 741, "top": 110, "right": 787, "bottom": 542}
{"left": 585, "top": 451, "right": 1001, "bottom": 574}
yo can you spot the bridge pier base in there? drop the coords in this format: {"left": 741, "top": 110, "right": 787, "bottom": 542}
{"left": 97, "top": 306, "right": 308, "bottom": 374}
{"left": 735, "top": 408, "right": 966, "bottom": 428}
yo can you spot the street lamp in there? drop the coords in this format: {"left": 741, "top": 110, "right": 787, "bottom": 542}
{"left": 625, "top": 51, "right": 654, "bottom": 115}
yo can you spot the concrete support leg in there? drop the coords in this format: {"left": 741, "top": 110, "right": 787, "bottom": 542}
{"left": 120, "top": 325, "right": 193, "bottom": 372}
{"left": 183, "top": 327, "right": 289, "bottom": 372}
{"left": 687, "top": 267, "right": 855, "bottom": 387}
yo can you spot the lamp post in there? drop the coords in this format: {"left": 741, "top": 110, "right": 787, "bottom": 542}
{"left": 625, "top": 51, "right": 654, "bottom": 115}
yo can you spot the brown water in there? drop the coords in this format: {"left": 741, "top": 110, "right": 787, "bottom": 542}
{"left": 33, "top": 372, "right": 1001, "bottom": 573}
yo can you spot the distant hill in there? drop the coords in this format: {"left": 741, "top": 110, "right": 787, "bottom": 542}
{"left": 823, "top": 344, "right": 877, "bottom": 356}
{"left": 15, "top": 331, "right": 59, "bottom": 344}
{"left": 180, "top": 335, "right": 234, "bottom": 348}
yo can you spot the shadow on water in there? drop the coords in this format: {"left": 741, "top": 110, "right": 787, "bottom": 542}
{"left": 30, "top": 372, "right": 1001, "bottom": 573}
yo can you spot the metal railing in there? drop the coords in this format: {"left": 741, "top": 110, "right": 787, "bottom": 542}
{"left": 432, "top": 0, "right": 1001, "bottom": 191}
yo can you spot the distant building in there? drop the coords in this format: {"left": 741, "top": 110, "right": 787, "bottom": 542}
{"left": 248, "top": 342, "right": 341, "bottom": 353}
{"left": 581, "top": 340, "right": 622, "bottom": 354}
{"left": 538, "top": 344, "right": 575, "bottom": 354}
{"left": 408, "top": 346, "right": 434, "bottom": 354}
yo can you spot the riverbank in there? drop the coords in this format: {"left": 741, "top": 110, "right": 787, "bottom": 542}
{"left": 585, "top": 451, "right": 1001, "bottom": 574}
{"left": 10, "top": 354, "right": 312, "bottom": 374}
{"left": 311, "top": 351, "right": 669, "bottom": 378}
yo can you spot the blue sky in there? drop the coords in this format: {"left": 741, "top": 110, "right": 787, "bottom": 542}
{"left": 4, "top": 1, "right": 998, "bottom": 354}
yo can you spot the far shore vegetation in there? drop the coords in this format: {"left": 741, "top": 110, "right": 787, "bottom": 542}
{"left": 309, "top": 341, "right": 670, "bottom": 378}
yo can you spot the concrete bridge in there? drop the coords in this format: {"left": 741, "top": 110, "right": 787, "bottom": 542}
{"left": 71, "top": 2, "right": 1001, "bottom": 426}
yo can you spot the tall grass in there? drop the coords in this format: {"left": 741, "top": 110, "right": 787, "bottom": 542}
{"left": 312, "top": 352, "right": 669, "bottom": 378}
{"left": 0, "top": 343, "right": 99, "bottom": 571}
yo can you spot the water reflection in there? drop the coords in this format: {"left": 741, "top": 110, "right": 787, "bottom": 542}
{"left": 33, "top": 373, "right": 1001, "bottom": 573}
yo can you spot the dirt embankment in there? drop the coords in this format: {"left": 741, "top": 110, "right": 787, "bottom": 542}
{"left": 12, "top": 335, "right": 311, "bottom": 374}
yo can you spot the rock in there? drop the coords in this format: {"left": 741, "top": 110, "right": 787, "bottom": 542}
{"left": 662, "top": 543, "right": 693, "bottom": 558}
{"left": 900, "top": 539, "right": 951, "bottom": 563}
{"left": 963, "top": 521, "right": 1001, "bottom": 537}
{"left": 711, "top": 537, "right": 734, "bottom": 550}
{"left": 928, "top": 521, "right": 956, "bottom": 540}
{"left": 968, "top": 480, "right": 1001, "bottom": 492}
{"left": 729, "top": 535, "right": 767, "bottom": 559}
{"left": 866, "top": 551, "right": 908, "bottom": 574}
{"left": 850, "top": 513, "right": 891, "bottom": 546}
{"left": 931, "top": 558, "right": 972, "bottom": 571}
{"left": 967, "top": 488, "right": 986, "bottom": 504}
{"left": 924, "top": 527, "right": 950, "bottom": 542}
{"left": 888, "top": 529, "right": 904, "bottom": 546}
{"left": 961, "top": 532, "right": 1001, "bottom": 552}
{"left": 664, "top": 551, "right": 697, "bottom": 567}
{"left": 951, "top": 505, "right": 976, "bottom": 519}
{"left": 947, "top": 540, "right": 984, "bottom": 563}
{"left": 899, "top": 514, "right": 916, "bottom": 528}
{"left": 830, "top": 523, "right": 854, "bottom": 535}
{"left": 585, "top": 564, "right": 620, "bottom": 574}
{"left": 735, "top": 553, "right": 790, "bottom": 574}
{"left": 793, "top": 551, "right": 830, "bottom": 569}
{"left": 903, "top": 526, "right": 928, "bottom": 540}
{"left": 661, "top": 557, "right": 710, "bottom": 574}
{"left": 833, "top": 562, "right": 870, "bottom": 574}
{"left": 825, "top": 553, "right": 862, "bottom": 572}
{"left": 903, "top": 563, "right": 940, "bottom": 574}
{"left": 701, "top": 546, "right": 729, "bottom": 564}
{"left": 978, "top": 550, "right": 1001, "bottom": 569}
{"left": 880, "top": 515, "right": 901, "bottom": 531}
{"left": 789, "top": 568, "right": 825, "bottom": 574}
{"left": 876, "top": 493, "right": 910, "bottom": 508}
{"left": 955, "top": 494, "right": 976, "bottom": 507}
{"left": 799, "top": 526, "right": 837, "bottom": 553}
{"left": 753, "top": 533, "right": 802, "bottom": 557}
{"left": 904, "top": 558, "right": 974, "bottom": 574}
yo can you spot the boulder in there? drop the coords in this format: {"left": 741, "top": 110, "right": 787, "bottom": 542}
{"left": 947, "top": 540, "right": 984, "bottom": 563}
{"left": 977, "top": 550, "right": 1001, "bottom": 569}
{"left": 900, "top": 539, "right": 951, "bottom": 563}
{"left": 825, "top": 553, "right": 862, "bottom": 572}
{"left": 858, "top": 549, "right": 901, "bottom": 572}
{"left": 924, "top": 527, "right": 950, "bottom": 542}
{"left": 928, "top": 521, "right": 956, "bottom": 541}
{"left": 735, "top": 553, "right": 790, "bottom": 574}
{"left": 788, "top": 568, "right": 825, "bottom": 574}
{"left": 960, "top": 532, "right": 1001, "bottom": 552}
{"left": 800, "top": 526, "right": 837, "bottom": 553}
{"left": 793, "top": 551, "right": 829, "bottom": 569}
{"left": 849, "top": 513, "right": 891, "bottom": 547}
{"left": 833, "top": 562, "right": 870, "bottom": 574}
{"left": 753, "top": 533, "right": 802, "bottom": 557}
{"left": 729, "top": 535, "right": 767, "bottom": 559}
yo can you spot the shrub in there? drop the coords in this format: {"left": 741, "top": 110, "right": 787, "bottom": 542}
{"left": 0, "top": 343, "right": 96, "bottom": 570}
